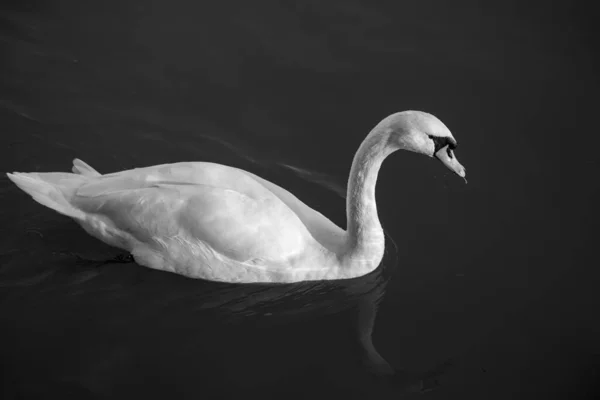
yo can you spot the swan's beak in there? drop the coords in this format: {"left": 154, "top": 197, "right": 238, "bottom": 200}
{"left": 435, "top": 146, "right": 467, "bottom": 183}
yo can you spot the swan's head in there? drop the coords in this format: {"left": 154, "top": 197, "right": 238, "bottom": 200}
{"left": 382, "top": 110, "right": 466, "bottom": 181}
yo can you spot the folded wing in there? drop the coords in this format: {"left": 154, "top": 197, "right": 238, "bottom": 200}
{"left": 71, "top": 162, "right": 313, "bottom": 264}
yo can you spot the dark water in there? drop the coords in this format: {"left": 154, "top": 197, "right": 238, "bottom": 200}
{"left": 1, "top": 1, "right": 598, "bottom": 399}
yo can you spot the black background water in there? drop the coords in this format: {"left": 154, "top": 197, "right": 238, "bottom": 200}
{"left": 0, "top": 0, "right": 597, "bottom": 399}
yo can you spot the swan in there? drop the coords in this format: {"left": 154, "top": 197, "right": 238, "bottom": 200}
{"left": 6, "top": 111, "right": 466, "bottom": 283}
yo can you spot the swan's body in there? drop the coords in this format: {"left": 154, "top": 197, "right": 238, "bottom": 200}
{"left": 7, "top": 111, "right": 466, "bottom": 283}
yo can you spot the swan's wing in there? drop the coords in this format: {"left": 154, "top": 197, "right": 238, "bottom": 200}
{"left": 72, "top": 169, "right": 312, "bottom": 264}
{"left": 241, "top": 171, "right": 347, "bottom": 253}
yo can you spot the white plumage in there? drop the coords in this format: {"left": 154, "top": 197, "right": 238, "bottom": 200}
{"left": 7, "top": 111, "right": 466, "bottom": 283}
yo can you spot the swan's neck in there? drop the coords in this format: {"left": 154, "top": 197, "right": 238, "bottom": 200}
{"left": 342, "top": 127, "right": 395, "bottom": 276}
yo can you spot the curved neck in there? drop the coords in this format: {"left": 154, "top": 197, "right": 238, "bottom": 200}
{"left": 343, "top": 126, "right": 395, "bottom": 273}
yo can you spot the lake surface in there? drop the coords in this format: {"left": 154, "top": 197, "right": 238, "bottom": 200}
{"left": 1, "top": 1, "right": 597, "bottom": 399}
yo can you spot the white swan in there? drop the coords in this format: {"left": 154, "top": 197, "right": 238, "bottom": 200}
{"left": 6, "top": 111, "right": 466, "bottom": 283}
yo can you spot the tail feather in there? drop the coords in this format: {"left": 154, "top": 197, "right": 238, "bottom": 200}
{"left": 6, "top": 172, "right": 87, "bottom": 220}
{"left": 72, "top": 158, "right": 101, "bottom": 177}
